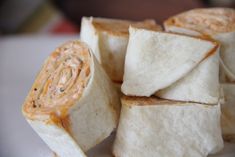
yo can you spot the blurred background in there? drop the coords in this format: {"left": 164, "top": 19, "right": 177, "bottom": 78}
{"left": 0, "top": 0, "right": 235, "bottom": 35}
{"left": 0, "top": 1, "right": 235, "bottom": 157}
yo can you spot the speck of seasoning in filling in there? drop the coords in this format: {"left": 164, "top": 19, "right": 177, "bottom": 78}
{"left": 60, "top": 88, "right": 65, "bottom": 92}
{"left": 32, "top": 100, "right": 36, "bottom": 108}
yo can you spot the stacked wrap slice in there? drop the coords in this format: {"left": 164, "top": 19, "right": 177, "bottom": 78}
{"left": 113, "top": 27, "right": 224, "bottom": 157}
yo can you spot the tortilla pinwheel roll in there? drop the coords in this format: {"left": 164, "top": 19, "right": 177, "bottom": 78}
{"left": 221, "top": 83, "right": 235, "bottom": 142}
{"left": 113, "top": 96, "right": 223, "bottom": 157}
{"left": 164, "top": 8, "right": 235, "bottom": 82}
{"left": 80, "top": 17, "right": 162, "bottom": 82}
{"left": 22, "top": 41, "right": 120, "bottom": 157}
{"left": 122, "top": 27, "right": 220, "bottom": 104}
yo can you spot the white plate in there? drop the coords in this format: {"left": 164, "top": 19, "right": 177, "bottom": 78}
{"left": 0, "top": 35, "right": 235, "bottom": 157}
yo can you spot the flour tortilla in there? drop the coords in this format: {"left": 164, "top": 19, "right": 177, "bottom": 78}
{"left": 113, "top": 96, "right": 223, "bottom": 157}
{"left": 122, "top": 27, "right": 219, "bottom": 104}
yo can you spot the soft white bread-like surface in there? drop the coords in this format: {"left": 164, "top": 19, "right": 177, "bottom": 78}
{"left": 80, "top": 17, "right": 162, "bottom": 82}
{"left": 28, "top": 120, "right": 87, "bottom": 157}
{"left": 22, "top": 41, "right": 120, "bottom": 157}
{"left": 164, "top": 8, "right": 235, "bottom": 82}
{"left": 221, "top": 83, "right": 235, "bottom": 142}
{"left": 122, "top": 27, "right": 219, "bottom": 104}
{"left": 113, "top": 96, "right": 223, "bottom": 157}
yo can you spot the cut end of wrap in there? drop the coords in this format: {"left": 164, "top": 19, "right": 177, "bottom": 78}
{"left": 83, "top": 16, "right": 162, "bottom": 36}
{"left": 164, "top": 8, "right": 235, "bottom": 35}
{"left": 22, "top": 40, "right": 92, "bottom": 125}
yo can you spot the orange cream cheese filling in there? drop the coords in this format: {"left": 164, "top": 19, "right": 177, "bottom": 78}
{"left": 92, "top": 18, "right": 162, "bottom": 36}
{"left": 22, "top": 41, "right": 91, "bottom": 130}
{"left": 165, "top": 8, "right": 235, "bottom": 35}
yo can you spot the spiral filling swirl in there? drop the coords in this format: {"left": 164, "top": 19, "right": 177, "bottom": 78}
{"left": 23, "top": 41, "right": 91, "bottom": 119}
{"left": 166, "top": 8, "right": 235, "bottom": 34}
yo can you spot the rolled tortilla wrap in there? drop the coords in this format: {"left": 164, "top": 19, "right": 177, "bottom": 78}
{"left": 80, "top": 17, "right": 162, "bottom": 82}
{"left": 221, "top": 83, "right": 235, "bottom": 142}
{"left": 122, "top": 27, "right": 220, "bottom": 104}
{"left": 164, "top": 8, "right": 235, "bottom": 82}
{"left": 22, "top": 40, "right": 120, "bottom": 157}
{"left": 113, "top": 96, "right": 223, "bottom": 157}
